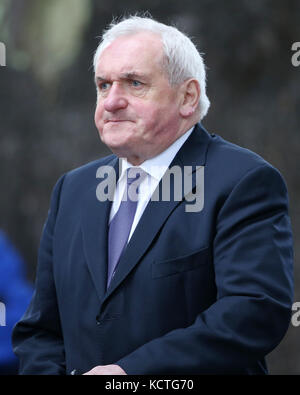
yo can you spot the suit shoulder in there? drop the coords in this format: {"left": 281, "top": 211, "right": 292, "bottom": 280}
{"left": 55, "top": 154, "right": 117, "bottom": 195}
{"left": 206, "top": 133, "right": 287, "bottom": 195}
{"left": 62, "top": 154, "right": 115, "bottom": 181}
{"left": 208, "top": 133, "right": 280, "bottom": 174}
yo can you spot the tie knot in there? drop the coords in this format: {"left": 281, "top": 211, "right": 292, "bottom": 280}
{"left": 124, "top": 167, "right": 147, "bottom": 202}
{"left": 126, "top": 167, "right": 147, "bottom": 186}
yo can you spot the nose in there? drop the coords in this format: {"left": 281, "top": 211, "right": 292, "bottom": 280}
{"left": 104, "top": 82, "right": 128, "bottom": 112}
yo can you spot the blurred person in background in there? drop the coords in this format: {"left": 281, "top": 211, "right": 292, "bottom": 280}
{"left": 0, "top": 230, "right": 33, "bottom": 375}
{"left": 12, "top": 16, "right": 293, "bottom": 375}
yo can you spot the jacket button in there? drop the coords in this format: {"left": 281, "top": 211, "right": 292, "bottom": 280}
{"left": 96, "top": 315, "right": 102, "bottom": 325}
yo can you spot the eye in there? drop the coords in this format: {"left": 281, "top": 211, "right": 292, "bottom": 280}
{"left": 98, "top": 82, "right": 111, "bottom": 91}
{"left": 131, "top": 80, "right": 142, "bottom": 87}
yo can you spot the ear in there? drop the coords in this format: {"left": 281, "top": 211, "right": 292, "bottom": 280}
{"left": 179, "top": 79, "right": 201, "bottom": 118}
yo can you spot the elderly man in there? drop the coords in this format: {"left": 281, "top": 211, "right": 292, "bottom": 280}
{"left": 12, "top": 16, "right": 293, "bottom": 375}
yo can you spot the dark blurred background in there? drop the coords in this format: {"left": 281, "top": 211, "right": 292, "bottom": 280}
{"left": 0, "top": 0, "right": 299, "bottom": 374}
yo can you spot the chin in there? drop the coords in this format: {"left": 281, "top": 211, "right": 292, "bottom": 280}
{"left": 103, "top": 138, "right": 128, "bottom": 156}
{"left": 100, "top": 127, "right": 142, "bottom": 157}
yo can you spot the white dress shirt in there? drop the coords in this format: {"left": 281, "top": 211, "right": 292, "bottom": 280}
{"left": 109, "top": 126, "right": 194, "bottom": 242}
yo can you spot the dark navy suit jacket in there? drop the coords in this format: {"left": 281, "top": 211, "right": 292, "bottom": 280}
{"left": 12, "top": 124, "right": 294, "bottom": 374}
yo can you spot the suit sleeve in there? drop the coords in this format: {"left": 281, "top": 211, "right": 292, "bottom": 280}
{"left": 117, "top": 164, "right": 294, "bottom": 374}
{"left": 12, "top": 175, "right": 67, "bottom": 375}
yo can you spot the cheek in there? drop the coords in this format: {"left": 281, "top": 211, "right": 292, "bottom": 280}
{"left": 141, "top": 105, "right": 174, "bottom": 132}
{"left": 137, "top": 105, "right": 162, "bottom": 128}
{"left": 94, "top": 104, "right": 104, "bottom": 129}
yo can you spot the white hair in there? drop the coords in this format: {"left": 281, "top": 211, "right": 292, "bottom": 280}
{"left": 93, "top": 16, "right": 210, "bottom": 120}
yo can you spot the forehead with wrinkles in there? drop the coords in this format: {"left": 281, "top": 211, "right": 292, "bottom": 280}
{"left": 95, "top": 32, "right": 166, "bottom": 80}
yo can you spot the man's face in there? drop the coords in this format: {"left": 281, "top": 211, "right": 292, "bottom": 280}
{"left": 94, "top": 32, "right": 184, "bottom": 165}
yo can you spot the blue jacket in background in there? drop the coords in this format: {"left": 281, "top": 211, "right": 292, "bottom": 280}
{"left": 0, "top": 231, "right": 33, "bottom": 374}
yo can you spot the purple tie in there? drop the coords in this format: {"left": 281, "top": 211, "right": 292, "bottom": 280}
{"left": 107, "top": 167, "right": 146, "bottom": 288}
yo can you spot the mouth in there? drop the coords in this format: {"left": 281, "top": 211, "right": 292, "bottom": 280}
{"left": 105, "top": 120, "right": 132, "bottom": 123}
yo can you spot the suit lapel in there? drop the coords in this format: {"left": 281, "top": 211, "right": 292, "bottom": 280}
{"left": 102, "top": 123, "right": 212, "bottom": 303}
{"left": 81, "top": 156, "right": 120, "bottom": 302}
